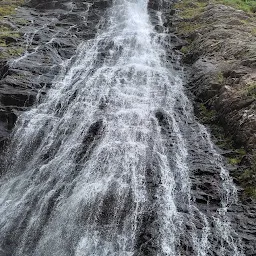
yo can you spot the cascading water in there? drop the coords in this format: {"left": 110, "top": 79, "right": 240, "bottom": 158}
{"left": 0, "top": 0, "right": 245, "bottom": 255}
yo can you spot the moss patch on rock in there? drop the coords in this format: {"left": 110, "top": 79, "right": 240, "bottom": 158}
{"left": 175, "top": 0, "right": 256, "bottom": 16}
{"left": 215, "top": 0, "right": 256, "bottom": 13}
{"left": 174, "top": 0, "right": 256, "bottom": 200}
{"left": 238, "top": 154, "right": 256, "bottom": 199}
{"left": 0, "top": 0, "right": 25, "bottom": 59}
{"left": 245, "top": 82, "right": 256, "bottom": 99}
{"left": 0, "top": 0, "right": 24, "bottom": 16}
{"left": 174, "top": 0, "right": 208, "bottom": 19}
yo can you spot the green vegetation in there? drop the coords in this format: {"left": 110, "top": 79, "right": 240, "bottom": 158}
{"left": 197, "top": 102, "right": 256, "bottom": 199}
{"left": 174, "top": 0, "right": 256, "bottom": 19}
{"left": 200, "top": 104, "right": 256, "bottom": 200}
{"left": 216, "top": 72, "right": 224, "bottom": 84}
{"left": 0, "top": 0, "right": 24, "bottom": 18}
{"left": 174, "top": 0, "right": 256, "bottom": 200}
{"left": 228, "top": 157, "right": 241, "bottom": 165}
{"left": 245, "top": 82, "right": 256, "bottom": 98}
{"left": 174, "top": 0, "right": 207, "bottom": 19}
{"left": 180, "top": 46, "right": 189, "bottom": 54}
{"left": 228, "top": 148, "right": 246, "bottom": 165}
{"left": 238, "top": 154, "right": 256, "bottom": 199}
{"left": 15, "top": 18, "right": 30, "bottom": 26}
{"left": 244, "top": 187, "right": 256, "bottom": 198}
{"left": 215, "top": 0, "right": 256, "bottom": 13}
{"left": 0, "top": 4, "right": 17, "bottom": 17}
{"left": 0, "top": 0, "right": 25, "bottom": 59}
{"left": 178, "top": 22, "right": 202, "bottom": 33}
{"left": 252, "top": 27, "right": 256, "bottom": 35}
{"left": 0, "top": 47, "right": 24, "bottom": 58}
{"left": 199, "top": 103, "right": 217, "bottom": 124}
{"left": 0, "top": 28, "right": 20, "bottom": 46}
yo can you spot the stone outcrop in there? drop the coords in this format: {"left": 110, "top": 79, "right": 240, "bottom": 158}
{"left": 178, "top": 3, "right": 256, "bottom": 151}
{"left": 0, "top": 0, "right": 111, "bottom": 169}
{"left": 173, "top": 1, "right": 256, "bottom": 196}
{"left": 173, "top": 2, "right": 256, "bottom": 254}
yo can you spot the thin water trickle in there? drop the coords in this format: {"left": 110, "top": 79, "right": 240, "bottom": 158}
{"left": 0, "top": 0, "right": 244, "bottom": 255}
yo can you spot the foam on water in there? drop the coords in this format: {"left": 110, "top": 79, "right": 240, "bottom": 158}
{"left": 0, "top": 0, "right": 244, "bottom": 255}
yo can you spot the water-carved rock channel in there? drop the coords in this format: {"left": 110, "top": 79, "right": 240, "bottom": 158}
{"left": 0, "top": 0, "right": 255, "bottom": 255}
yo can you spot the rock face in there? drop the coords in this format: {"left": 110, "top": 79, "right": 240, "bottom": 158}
{"left": 174, "top": 3, "right": 256, "bottom": 152}
{"left": 173, "top": 2, "right": 256, "bottom": 254}
{"left": 173, "top": 1, "right": 256, "bottom": 196}
{"left": 0, "top": 0, "right": 112, "bottom": 166}
{"left": 0, "top": 0, "right": 256, "bottom": 255}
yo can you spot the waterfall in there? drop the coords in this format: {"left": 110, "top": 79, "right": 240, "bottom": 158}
{"left": 0, "top": 0, "right": 244, "bottom": 255}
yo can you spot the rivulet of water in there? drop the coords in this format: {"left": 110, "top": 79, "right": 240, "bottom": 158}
{"left": 0, "top": 0, "right": 244, "bottom": 255}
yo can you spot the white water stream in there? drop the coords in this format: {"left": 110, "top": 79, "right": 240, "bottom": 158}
{"left": 0, "top": 0, "right": 244, "bottom": 255}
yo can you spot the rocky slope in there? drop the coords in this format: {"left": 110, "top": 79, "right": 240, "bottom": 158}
{"left": 172, "top": 1, "right": 256, "bottom": 254}
{"left": 0, "top": 0, "right": 256, "bottom": 254}
{"left": 0, "top": 0, "right": 112, "bottom": 172}
{"left": 173, "top": 0, "right": 256, "bottom": 199}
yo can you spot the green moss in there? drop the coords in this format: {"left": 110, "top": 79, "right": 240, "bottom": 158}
{"left": 178, "top": 22, "right": 203, "bottom": 33}
{"left": 0, "top": 46, "right": 24, "bottom": 58}
{"left": 196, "top": 87, "right": 256, "bottom": 200}
{"left": 215, "top": 0, "right": 256, "bottom": 13}
{"left": 0, "top": 5, "right": 16, "bottom": 17}
{"left": 0, "top": 1, "right": 25, "bottom": 18}
{"left": 3, "top": 32, "right": 20, "bottom": 38}
{"left": 0, "top": 40, "right": 7, "bottom": 47}
{"left": 0, "top": 1, "right": 26, "bottom": 60}
{"left": 175, "top": 0, "right": 256, "bottom": 21}
{"left": 228, "top": 147, "right": 246, "bottom": 165}
{"left": 251, "top": 27, "right": 256, "bottom": 35}
{"left": 238, "top": 154, "right": 256, "bottom": 199}
{"left": 0, "top": 29, "right": 21, "bottom": 49}
{"left": 174, "top": 1, "right": 256, "bottom": 201}
{"left": 228, "top": 157, "right": 241, "bottom": 165}
{"left": 0, "top": 31, "right": 20, "bottom": 39}
{"left": 240, "top": 169, "right": 253, "bottom": 180}
{"left": 174, "top": 0, "right": 207, "bottom": 19}
{"left": 180, "top": 46, "right": 189, "bottom": 54}
{"left": 246, "top": 83, "right": 256, "bottom": 98}
{"left": 236, "top": 148, "right": 246, "bottom": 155}
{"left": 179, "top": 9, "right": 202, "bottom": 19}
{"left": 15, "top": 18, "right": 30, "bottom": 26}
{"left": 216, "top": 72, "right": 224, "bottom": 84}
{"left": 199, "top": 103, "right": 217, "bottom": 123}
{"left": 7, "top": 47, "right": 24, "bottom": 56}
{"left": 245, "top": 187, "right": 256, "bottom": 199}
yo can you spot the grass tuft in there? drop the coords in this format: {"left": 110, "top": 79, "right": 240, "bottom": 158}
{"left": 215, "top": 0, "right": 256, "bottom": 13}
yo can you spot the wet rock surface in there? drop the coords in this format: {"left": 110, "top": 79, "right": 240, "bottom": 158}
{"left": 0, "top": 0, "right": 111, "bottom": 158}
{"left": 174, "top": 3, "right": 256, "bottom": 152}
{"left": 0, "top": 0, "right": 256, "bottom": 255}
{"left": 174, "top": 2, "right": 256, "bottom": 254}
